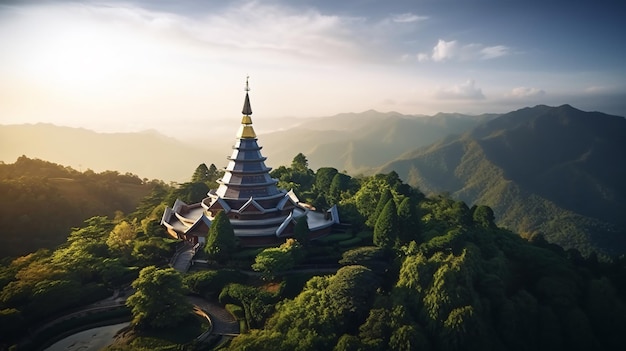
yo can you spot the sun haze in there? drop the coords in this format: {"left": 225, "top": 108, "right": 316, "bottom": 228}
{"left": 1, "top": 0, "right": 624, "bottom": 139}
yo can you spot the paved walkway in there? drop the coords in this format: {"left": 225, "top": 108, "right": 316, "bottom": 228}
{"left": 187, "top": 296, "right": 240, "bottom": 336}
{"left": 171, "top": 241, "right": 197, "bottom": 273}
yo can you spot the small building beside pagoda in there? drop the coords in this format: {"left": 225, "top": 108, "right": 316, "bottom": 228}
{"left": 161, "top": 80, "right": 340, "bottom": 247}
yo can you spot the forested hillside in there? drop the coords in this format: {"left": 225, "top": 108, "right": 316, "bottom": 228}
{"left": 261, "top": 110, "right": 496, "bottom": 173}
{"left": 379, "top": 105, "right": 626, "bottom": 257}
{"left": 1, "top": 155, "right": 626, "bottom": 351}
{"left": 0, "top": 156, "right": 161, "bottom": 257}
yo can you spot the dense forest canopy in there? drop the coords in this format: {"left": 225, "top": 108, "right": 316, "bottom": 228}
{"left": 0, "top": 156, "right": 163, "bottom": 257}
{"left": 1, "top": 154, "right": 626, "bottom": 351}
{"left": 379, "top": 104, "right": 626, "bottom": 258}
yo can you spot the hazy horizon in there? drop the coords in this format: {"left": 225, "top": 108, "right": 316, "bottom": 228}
{"left": 1, "top": 0, "right": 625, "bottom": 139}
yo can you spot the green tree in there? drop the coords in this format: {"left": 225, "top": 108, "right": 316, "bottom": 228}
{"left": 291, "top": 153, "right": 309, "bottom": 173}
{"left": 294, "top": 216, "right": 310, "bottom": 246}
{"left": 252, "top": 239, "right": 302, "bottom": 280}
{"left": 334, "top": 334, "right": 362, "bottom": 351}
{"left": 290, "top": 153, "right": 315, "bottom": 193}
{"left": 369, "top": 187, "right": 393, "bottom": 227}
{"left": 106, "top": 221, "right": 138, "bottom": 260}
{"left": 389, "top": 324, "right": 430, "bottom": 351}
{"left": 191, "top": 163, "right": 210, "bottom": 183}
{"left": 397, "top": 196, "right": 420, "bottom": 245}
{"left": 126, "top": 266, "right": 191, "bottom": 329}
{"left": 472, "top": 205, "right": 495, "bottom": 228}
{"left": 205, "top": 211, "right": 237, "bottom": 263}
{"left": 219, "top": 283, "right": 276, "bottom": 329}
{"left": 66, "top": 216, "right": 113, "bottom": 243}
{"left": 373, "top": 200, "right": 398, "bottom": 249}
{"left": 131, "top": 238, "right": 171, "bottom": 265}
{"left": 329, "top": 173, "right": 352, "bottom": 204}
{"left": 339, "top": 246, "right": 387, "bottom": 268}
{"left": 207, "top": 163, "right": 222, "bottom": 182}
{"left": 315, "top": 167, "right": 339, "bottom": 193}
{"left": 131, "top": 182, "right": 172, "bottom": 219}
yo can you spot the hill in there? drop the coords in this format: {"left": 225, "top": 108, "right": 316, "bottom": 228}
{"left": 0, "top": 123, "right": 224, "bottom": 183}
{"left": 378, "top": 104, "right": 626, "bottom": 256}
{"left": 0, "top": 156, "right": 159, "bottom": 257}
{"left": 0, "top": 111, "right": 494, "bottom": 182}
{"left": 261, "top": 110, "right": 497, "bottom": 173}
{"left": 3, "top": 160, "right": 626, "bottom": 351}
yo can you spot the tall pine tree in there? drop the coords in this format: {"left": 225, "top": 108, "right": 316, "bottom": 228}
{"left": 397, "top": 197, "right": 420, "bottom": 245}
{"left": 191, "top": 163, "right": 210, "bottom": 183}
{"left": 368, "top": 187, "right": 393, "bottom": 227}
{"left": 205, "top": 211, "right": 236, "bottom": 263}
{"left": 294, "top": 215, "right": 310, "bottom": 247}
{"left": 373, "top": 199, "right": 398, "bottom": 249}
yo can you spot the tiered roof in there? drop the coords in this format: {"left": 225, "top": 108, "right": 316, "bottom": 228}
{"left": 161, "top": 78, "right": 339, "bottom": 246}
{"left": 208, "top": 77, "right": 284, "bottom": 208}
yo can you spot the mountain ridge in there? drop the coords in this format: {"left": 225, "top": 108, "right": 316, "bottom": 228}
{"left": 1, "top": 110, "right": 496, "bottom": 181}
{"left": 378, "top": 104, "right": 626, "bottom": 255}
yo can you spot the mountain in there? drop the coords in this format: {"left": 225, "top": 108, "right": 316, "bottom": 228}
{"left": 0, "top": 123, "right": 228, "bottom": 183}
{"left": 260, "top": 110, "right": 497, "bottom": 173}
{"left": 0, "top": 111, "right": 494, "bottom": 182}
{"left": 378, "top": 104, "right": 626, "bottom": 256}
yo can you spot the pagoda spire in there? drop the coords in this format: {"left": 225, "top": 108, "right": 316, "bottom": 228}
{"left": 237, "top": 76, "right": 256, "bottom": 139}
{"left": 242, "top": 76, "right": 252, "bottom": 116}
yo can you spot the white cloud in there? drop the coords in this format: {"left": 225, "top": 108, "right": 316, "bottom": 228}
{"left": 184, "top": 2, "right": 364, "bottom": 61}
{"left": 391, "top": 12, "right": 428, "bottom": 23}
{"left": 419, "top": 39, "right": 510, "bottom": 62}
{"left": 417, "top": 53, "right": 430, "bottom": 62}
{"left": 507, "top": 87, "right": 546, "bottom": 98}
{"left": 434, "top": 80, "right": 486, "bottom": 100}
{"left": 431, "top": 39, "right": 459, "bottom": 62}
{"left": 480, "top": 45, "right": 510, "bottom": 59}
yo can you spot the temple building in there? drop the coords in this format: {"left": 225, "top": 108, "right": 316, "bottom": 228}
{"left": 161, "top": 79, "right": 339, "bottom": 246}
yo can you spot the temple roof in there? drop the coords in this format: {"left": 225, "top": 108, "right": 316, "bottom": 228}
{"left": 218, "top": 77, "right": 279, "bottom": 199}
{"left": 160, "top": 78, "right": 340, "bottom": 245}
{"left": 242, "top": 93, "right": 252, "bottom": 116}
{"left": 237, "top": 78, "right": 256, "bottom": 139}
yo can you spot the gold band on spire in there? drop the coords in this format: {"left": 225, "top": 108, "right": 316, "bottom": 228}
{"left": 237, "top": 76, "right": 256, "bottom": 138}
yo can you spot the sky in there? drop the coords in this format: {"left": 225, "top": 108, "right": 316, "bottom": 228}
{"left": 1, "top": 0, "right": 624, "bottom": 138}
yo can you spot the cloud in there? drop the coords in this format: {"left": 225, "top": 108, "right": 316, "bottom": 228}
{"left": 431, "top": 39, "right": 459, "bottom": 62}
{"left": 507, "top": 87, "right": 546, "bottom": 98}
{"left": 22, "top": 1, "right": 367, "bottom": 65}
{"left": 417, "top": 53, "right": 430, "bottom": 62}
{"left": 419, "top": 39, "right": 510, "bottom": 62}
{"left": 480, "top": 45, "right": 510, "bottom": 59}
{"left": 186, "top": 2, "right": 363, "bottom": 61}
{"left": 391, "top": 12, "right": 428, "bottom": 23}
{"left": 434, "top": 80, "right": 485, "bottom": 100}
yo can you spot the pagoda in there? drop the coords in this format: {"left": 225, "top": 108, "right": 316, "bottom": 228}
{"left": 161, "top": 78, "right": 339, "bottom": 246}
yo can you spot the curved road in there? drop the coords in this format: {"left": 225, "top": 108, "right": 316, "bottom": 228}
{"left": 188, "top": 296, "right": 240, "bottom": 336}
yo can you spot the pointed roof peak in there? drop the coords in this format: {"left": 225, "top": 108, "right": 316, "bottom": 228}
{"left": 242, "top": 76, "right": 252, "bottom": 116}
